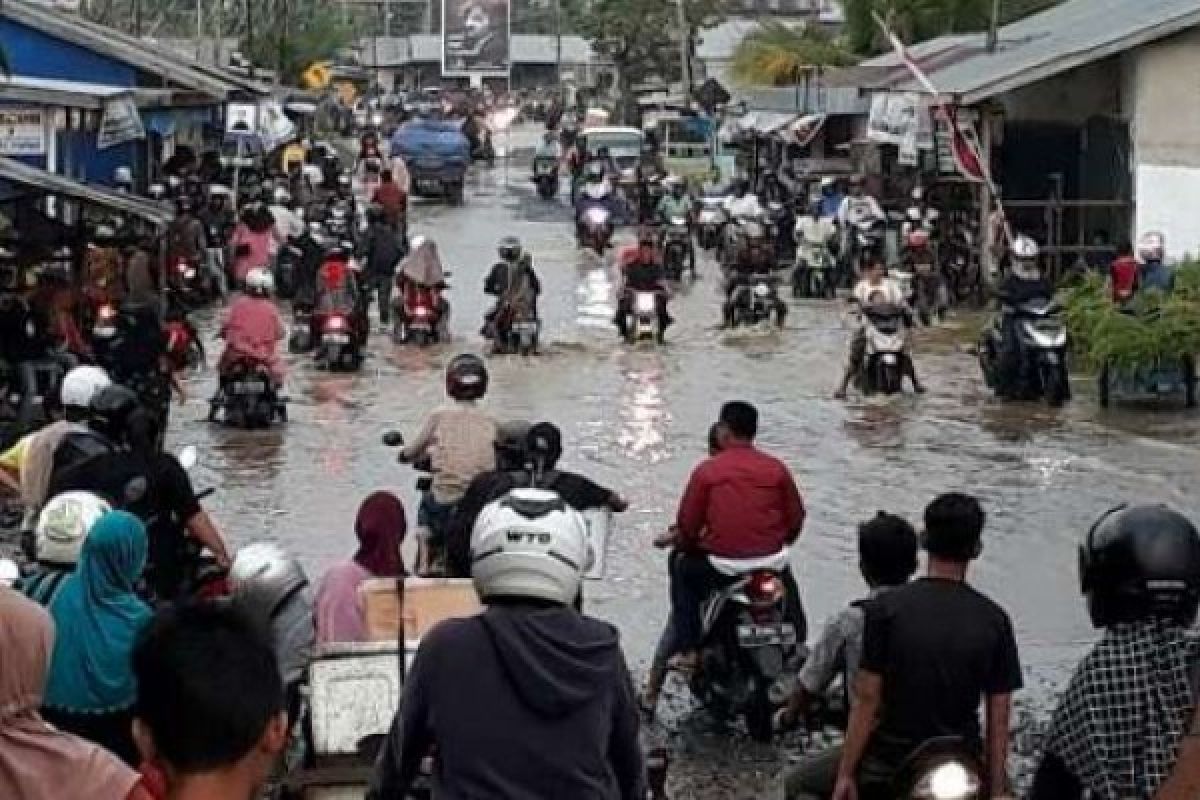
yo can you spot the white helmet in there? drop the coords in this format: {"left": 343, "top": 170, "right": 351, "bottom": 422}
{"left": 245, "top": 267, "right": 275, "bottom": 296}
{"left": 303, "top": 164, "right": 324, "bottom": 184}
{"left": 60, "top": 365, "right": 112, "bottom": 410}
{"left": 1010, "top": 234, "right": 1040, "bottom": 260}
{"left": 409, "top": 234, "right": 427, "bottom": 250}
{"left": 273, "top": 187, "right": 292, "bottom": 206}
{"left": 229, "top": 542, "right": 309, "bottom": 613}
{"left": 113, "top": 166, "right": 133, "bottom": 185}
{"left": 1137, "top": 231, "right": 1165, "bottom": 263}
{"left": 910, "top": 186, "right": 924, "bottom": 202}
{"left": 470, "top": 489, "right": 593, "bottom": 605}
{"left": 35, "top": 491, "right": 111, "bottom": 566}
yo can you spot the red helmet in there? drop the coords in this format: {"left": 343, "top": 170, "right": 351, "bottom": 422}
{"left": 906, "top": 229, "right": 931, "bottom": 250}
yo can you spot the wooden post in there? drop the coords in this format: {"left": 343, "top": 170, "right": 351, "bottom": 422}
{"left": 980, "top": 106, "right": 995, "bottom": 285}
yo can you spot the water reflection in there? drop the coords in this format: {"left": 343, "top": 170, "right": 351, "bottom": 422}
{"left": 616, "top": 353, "right": 671, "bottom": 464}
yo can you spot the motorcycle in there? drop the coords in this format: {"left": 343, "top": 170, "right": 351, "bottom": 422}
{"left": 164, "top": 291, "right": 204, "bottom": 373}
{"left": 695, "top": 196, "right": 728, "bottom": 251}
{"left": 662, "top": 217, "right": 694, "bottom": 281}
{"left": 274, "top": 239, "right": 303, "bottom": 300}
{"left": 979, "top": 298, "right": 1070, "bottom": 406}
{"left": 846, "top": 217, "right": 886, "bottom": 284}
{"left": 491, "top": 307, "right": 540, "bottom": 356}
{"left": 393, "top": 281, "right": 447, "bottom": 347}
{"left": 892, "top": 737, "right": 984, "bottom": 800}
{"left": 579, "top": 206, "right": 614, "bottom": 255}
{"left": 689, "top": 548, "right": 800, "bottom": 742}
{"left": 209, "top": 357, "right": 286, "bottom": 428}
{"left": 793, "top": 218, "right": 837, "bottom": 299}
{"left": 858, "top": 304, "right": 912, "bottom": 395}
{"left": 167, "top": 255, "right": 212, "bottom": 305}
{"left": 623, "top": 290, "right": 664, "bottom": 344}
{"left": 382, "top": 431, "right": 447, "bottom": 574}
{"left": 532, "top": 156, "right": 559, "bottom": 200}
{"left": 905, "top": 229, "right": 945, "bottom": 326}
{"left": 317, "top": 309, "right": 363, "bottom": 371}
{"left": 730, "top": 275, "right": 783, "bottom": 328}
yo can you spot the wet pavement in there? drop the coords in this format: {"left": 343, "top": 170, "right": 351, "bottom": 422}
{"left": 171, "top": 126, "right": 1200, "bottom": 796}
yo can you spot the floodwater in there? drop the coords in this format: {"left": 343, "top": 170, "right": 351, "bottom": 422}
{"left": 172, "top": 129, "right": 1200, "bottom": 796}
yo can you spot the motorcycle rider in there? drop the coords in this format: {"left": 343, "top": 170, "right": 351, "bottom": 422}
{"left": 661, "top": 401, "right": 806, "bottom": 676}
{"left": 46, "top": 387, "right": 231, "bottom": 601}
{"left": 218, "top": 268, "right": 286, "bottom": 389}
{"left": 574, "top": 162, "right": 619, "bottom": 243}
{"left": 370, "top": 169, "right": 407, "bottom": 236}
{"left": 1137, "top": 231, "right": 1174, "bottom": 292}
{"left": 446, "top": 420, "right": 627, "bottom": 578}
{"left": 614, "top": 226, "right": 671, "bottom": 342}
{"left": 482, "top": 236, "right": 541, "bottom": 343}
{"left": 227, "top": 542, "right": 315, "bottom": 724}
{"left": 816, "top": 177, "right": 843, "bottom": 219}
{"left": 635, "top": 141, "right": 666, "bottom": 223}
{"left": 723, "top": 179, "right": 765, "bottom": 221}
{"left": 268, "top": 187, "right": 304, "bottom": 245}
{"left": 833, "top": 254, "right": 925, "bottom": 399}
{"left": 795, "top": 197, "right": 839, "bottom": 294}
{"left": 369, "top": 485, "right": 645, "bottom": 800}
{"left": 832, "top": 493, "right": 1022, "bottom": 800}
{"left": 836, "top": 175, "right": 885, "bottom": 278}
{"left": 199, "top": 186, "right": 235, "bottom": 296}
{"left": 722, "top": 218, "right": 787, "bottom": 328}
{"left": 0, "top": 263, "right": 58, "bottom": 442}
{"left": 361, "top": 205, "right": 407, "bottom": 328}
{"left": 165, "top": 195, "right": 207, "bottom": 280}
{"left": 990, "top": 234, "right": 1054, "bottom": 391}
{"left": 17, "top": 491, "right": 111, "bottom": 608}
{"left": 1029, "top": 504, "right": 1200, "bottom": 800}
{"left": 534, "top": 130, "right": 561, "bottom": 163}
{"left": 399, "top": 355, "right": 498, "bottom": 574}
{"left": 656, "top": 177, "right": 697, "bottom": 275}
{"left": 778, "top": 512, "right": 919, "bottom": 800}
{"left": 393, "top": 235, "right": 448, "bottom": 338}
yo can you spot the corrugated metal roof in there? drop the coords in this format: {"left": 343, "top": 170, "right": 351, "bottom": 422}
{"left": 735, "top": 85, "right": 867, "bottom": 115}
{"left": 857, "top": 0, "right": 1200, "bottom": 104}
{"left": 0, "top": 157, "right": 174, "bottom": 226}
{"left": 0, "top": 76, "right": 177, "bottom": 108}
{"left": 357, "top": 34, "right": 605, "bottom": 67}
{"left": 4, "top": 0, "right": 262, "bottom": 97}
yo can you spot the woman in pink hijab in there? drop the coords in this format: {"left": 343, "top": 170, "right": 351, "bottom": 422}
{"left": 0, "top": 587, "right": 150, "bottom": 800}
{"left": 315, "top": 492, "right": 407, "bottom": 644}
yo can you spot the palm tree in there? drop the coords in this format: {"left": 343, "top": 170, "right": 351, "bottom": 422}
{"left": 731, "top": 22, "right": 853, "bottom": 87}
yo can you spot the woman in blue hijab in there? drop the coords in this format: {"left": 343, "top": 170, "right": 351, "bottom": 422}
{"left": 41, "top": 510, "right": 152, "bottom": 766}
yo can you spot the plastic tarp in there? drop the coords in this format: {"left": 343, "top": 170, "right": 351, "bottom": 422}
{"left": 399, "top": 239, "right": 446, "bottom": 286}
{"left": 389, "top": 119, "right": 470, "bottom": 163}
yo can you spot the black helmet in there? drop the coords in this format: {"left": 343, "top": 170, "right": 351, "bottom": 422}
{"left": 446, "top": 353, "right": 489, "bottom": 401}
{"left": 1079, "top": 504, "right": 1200, "bottom": 628}
{"left": 494, "top": 419, "right": 531, "bottom": 471}
{"left": 87, "top": 384, "right": 141, "bottom": 445}
{"left": 498, "top": 236, "right": 522, "bottom": 262}
{"left": 637, "top": 226, "right": 657, "bottom": 247}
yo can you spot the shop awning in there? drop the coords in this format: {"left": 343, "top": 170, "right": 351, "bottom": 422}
{"left": 0, "top": 157, "right": 173, "bottom": 226}
{"left": 0, "top": 76, "right": 178, "bottom": 110}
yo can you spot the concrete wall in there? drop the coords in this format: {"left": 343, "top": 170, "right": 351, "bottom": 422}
{"left": 1131, "top": 26, "right": 1200, "bottom": 259}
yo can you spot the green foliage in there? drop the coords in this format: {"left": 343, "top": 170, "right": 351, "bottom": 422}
{"left": 241, "top": 0, "right": 353, "bottom": 83}
{"left": 731, "top": 22, "right": 853, "bottom": 86}
{"left": 842, "top": 0, "right": 1060, "bottom": 55}
{"left": 1065, "top": 263, "right": 1200, "bottom": 372}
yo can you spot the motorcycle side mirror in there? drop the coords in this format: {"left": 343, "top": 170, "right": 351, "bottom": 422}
{"left": 382, "top": 431, "right": 405, "bottom": 447}
{"left": 178, "top": 445, "right": 199, "bottom": 471}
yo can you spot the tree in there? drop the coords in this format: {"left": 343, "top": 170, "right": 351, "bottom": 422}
{"left": 842, "top": 0, "right": 1060, "bottom": 55}
{"left": 240, "top": 0, "right": 353, "bottom": 83}
{"left": 565, "top": 0, "right": 728, "bottom": 122}
{"left": 731, "top": 22, "right": 852, "bottom": 86}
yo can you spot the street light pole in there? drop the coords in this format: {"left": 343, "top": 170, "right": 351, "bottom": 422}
{"left": 554, "top": 0, "right": 562, "bottom": 87}
{"left": 676, "top": 0, "right": 690, "bottom": 101}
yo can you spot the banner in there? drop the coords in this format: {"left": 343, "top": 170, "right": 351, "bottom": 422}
{"left": 97, "top": 93, "right": 145, "bottom": 150}
{"left": 225, "top": 102, "right": 259, "bottom": 134}
{"left": 443, "top": 0, "right": 511, "bottom": 76}
{"left": 866, "top": 92, "right": 921, "bottom": 147}
{"left": 256, "top": 101, "right": 297, "bottom": 152}
{"left": 0, "top": 108, "right": 46, "bottom": 156}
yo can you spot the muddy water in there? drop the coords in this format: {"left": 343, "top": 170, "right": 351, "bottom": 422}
{"left": 173, "top": 132, "right": 1200, "bottom": 796}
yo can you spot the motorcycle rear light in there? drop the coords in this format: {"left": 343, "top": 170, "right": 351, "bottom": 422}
{"left": 746, "top": 572, "right": 785, "bottom": 607}
{"left": 326, "top": 316, "right": 347, "bottom": 330}
{"left": 98, "top": 305, "right": 116, "bottom": 320}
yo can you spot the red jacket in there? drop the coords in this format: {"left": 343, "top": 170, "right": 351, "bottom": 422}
{"left": 1110, "top": 255, "right": 1138, "bottom": 302}
{"left": 675, "top": 441, "right": 805, "bottom": 558}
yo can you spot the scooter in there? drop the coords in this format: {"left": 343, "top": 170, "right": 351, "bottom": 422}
{"left": 167, "top": 255, "right": 212, "bottom": 306}
{"left": 393, "top": 281, "right": 447, "bottom": 347}
{"left": 730, "top": 276, "right": 783, "bottom": 328}
{"left": 979, "top": 298, "right": 1070, "bottom": 406}
{"left": 579, "top": 206, "right": 614, "bottom": 255}
{"left": 662, "top": 217, "right": 694, "bottom": 281}
{"left": 793, "top": 218, "right": 837, "bottom": 299}
{"left": 491, "top": 308, "right": 540, "bottom": 356}
{"left": 164, "top": 291, "right": 204, "bottom": 373}
{"left": 532, "top": 156, "right": 558, "bottom": 200}
{"left": 904, "top": 229, "right": 945, "bottom": 326}
{"left": 209, "top": 356, "right": 286, "bottom": 428}
{"left": 316, "top": 309, "right": 363, "bottom": 371}
{"left": 695, "top": 196, "right": 728, "bottom": 251}
{"left": 624, "top": 290, "right": 664, "bottom": 344}
{"left": 858, "top": 304, "right": 912, "bottom": 396}
{"left": 689, "top": 547, "right": 800, "bottom": 742}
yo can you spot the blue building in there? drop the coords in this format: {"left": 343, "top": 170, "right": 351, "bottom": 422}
{"left": 0, "top": 0, "right": 264, "bottom": 190}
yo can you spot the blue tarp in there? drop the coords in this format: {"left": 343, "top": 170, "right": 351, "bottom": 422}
{"left": 389, "top": 118, "right": 470, "bottom": 165}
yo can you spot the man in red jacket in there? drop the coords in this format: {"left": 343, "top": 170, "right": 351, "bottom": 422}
{"left": 667, "top": 401, "right": 806, "bottom": 663}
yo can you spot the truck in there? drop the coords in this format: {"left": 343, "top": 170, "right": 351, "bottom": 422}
{"left": 389, "top": 118, "right": 471, "bottom": 204}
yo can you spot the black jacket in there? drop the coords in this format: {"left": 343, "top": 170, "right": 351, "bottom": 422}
{"left": 362, "top": 223, "right": 406, "bottom": 279}
{"left": 370, "top": 604, "right": 645, "bottom": 800}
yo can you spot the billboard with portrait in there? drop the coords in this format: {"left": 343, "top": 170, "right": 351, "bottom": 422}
{"left": 442, "top": 0, "right": 511, "bottom": 76}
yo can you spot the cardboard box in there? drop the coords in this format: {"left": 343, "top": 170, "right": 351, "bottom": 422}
{"left": 359, "top": 577, "right": 482, "bottom": 643}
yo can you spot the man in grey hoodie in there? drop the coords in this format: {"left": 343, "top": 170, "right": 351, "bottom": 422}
{"left": 370, "top": 487, "right": 646, "bottom": 800}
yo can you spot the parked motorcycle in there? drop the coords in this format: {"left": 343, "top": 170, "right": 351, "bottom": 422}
{"left": 979, "top": 298, "right": 1070, "bottom": 406}
{"left": 532, "top": 156, "right": 559, "bottom": 200}
{"left": 579, "top": 206, "right": 614, "bottom": 255}
{"left": 662, "top": 217, "right": 694, "bottom": 281}
{"left": 858, "top": 304, "right": 912, "bottom": 395}
{"left": 689, "top": 548, "right": 800, "bottom": 742}
{"left": 209, "top": 357, "right": 286, "bottom": 428}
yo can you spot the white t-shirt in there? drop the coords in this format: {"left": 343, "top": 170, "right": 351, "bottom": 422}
{"left": 853, "top": 278, "right": 906, "bottom": 307}
{"left": 724, "top": 194, "right": 764, "bottom": 219}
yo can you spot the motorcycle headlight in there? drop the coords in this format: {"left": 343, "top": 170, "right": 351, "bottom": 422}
{"left": 634, "top": 293, "right": 657, "bottom": 313}
{"left": 183, "top": 268, "right": 197, "bottom": 280}
{"left": 753, "top": 283, "right": 771, "bottom": 298}
{"left": 913, "top": 760, "right": 981, "bottom": 800}
{"left": 584, "top": 208, "right": 610, "bottom": 226}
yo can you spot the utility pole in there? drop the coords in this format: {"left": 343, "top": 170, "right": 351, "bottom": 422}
{"left": 675, "top": 0, "right": 690, "bottom": 101}
{"left": 987, "top": 0, "right": 1001, "bottom": 52}
{"left": 133, "top": 0, "right": 143, "bottom": 36}
{"left": 213, "top": 0, "right": 224, "bottom": 65}
{"left": 554, "top": 0, "right": 562, "bottom": 87}
{"left": 196, "top": 0, "right": 204, "bottom": 61}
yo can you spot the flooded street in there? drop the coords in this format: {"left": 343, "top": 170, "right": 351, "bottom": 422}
{"left": 174, "top": 130, "right": 1200, "bottom": 795}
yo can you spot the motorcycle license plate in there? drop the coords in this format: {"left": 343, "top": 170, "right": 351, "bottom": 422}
{"left": 1043, "top": 352, "right": 1060, "bottom": 364}
{"left": 234, "top": 381, "right": 265, "bottom": 393}
{"left": 883, "top": 354, "right": 899, "bottom": 365}
{"left": 514, "top": 321, "right": 538, "bottom": 333}
{"left": 323, "top": 333, "right": 351, "bottom": 345}
{"left": 417, "top": 179, "right": 441, "bottom": 192}
{"left": 737, "top": 623, "right": 796, "bottom": 648}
